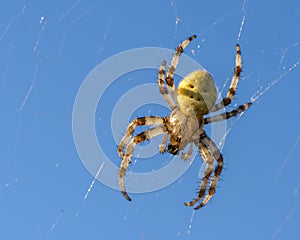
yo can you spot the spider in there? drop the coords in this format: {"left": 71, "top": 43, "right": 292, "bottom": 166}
{"left": 118, "top": 35, "right": 252, "bottom": 210}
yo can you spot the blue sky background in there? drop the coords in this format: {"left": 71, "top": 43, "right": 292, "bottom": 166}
{"left": 1, "top": 0, "right": 300, "bottom": 239}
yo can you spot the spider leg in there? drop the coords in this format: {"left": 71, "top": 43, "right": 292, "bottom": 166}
{"left": 159, "top": 133, "right": 169, "bottom": 153}
{"left": 166, "top": 35, "right": 197, "bottom": 101}
{"left": 209, "top": 44, "right": 242, "bottom": 112}
{"left": 184, "top": 141, "right": 214, "bottom": 207}
{"left": 181, "top": 143, "right": 193, "bottom": 160}
{"left": 195, "top": 132, "right": 224, "bottom": 210}
{"left": 204, "top": 102, "right": 252, "bottom": 124}
{"left": 158, "top": 60, "right": 177, "bottom": 109}
{"left": 119, "top": 126, "right": 167, "bottom": 201}
{"left": 118, "top": 116, "right": 165, "bottom": 159}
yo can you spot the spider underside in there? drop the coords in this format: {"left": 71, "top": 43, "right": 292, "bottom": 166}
{"left": 117, "top": 35, "right": 252, "bottom": 210}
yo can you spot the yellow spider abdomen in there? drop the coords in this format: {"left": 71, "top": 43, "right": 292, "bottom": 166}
{"left": 177, "top": 70, "right": 217, "bottom": 118}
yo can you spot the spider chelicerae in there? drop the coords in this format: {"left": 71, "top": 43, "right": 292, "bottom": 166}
{"left": 118, "top": 35, "right": 252, "bottom": 210}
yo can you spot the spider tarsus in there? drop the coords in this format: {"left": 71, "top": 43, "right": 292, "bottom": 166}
{"left": 190, "top": 34, "right": 197, "bottom": 40}
{"left": 122, "top": 191, "right": 132, "bottom": 201}
{"left": 184, "top": 200, "right": 204, "bottom": 210}
{"left": 236, "top": 44, "right": 241, "bottom": 53}
{"left": 184, "top": 201, "right": 194, "bottom": 207}
{"left": 194, "top": 204, "right": 202, "bottom": 210}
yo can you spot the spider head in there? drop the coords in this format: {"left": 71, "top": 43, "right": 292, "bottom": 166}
{"left": 177, "top": 70, "right": 217, "bottom": 118}
{"left": 167, "top": 136, "right": 181, "bottom": 155}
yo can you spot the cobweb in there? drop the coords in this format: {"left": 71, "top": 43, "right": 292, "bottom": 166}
{"left": 1, "top": 1, "right": 300, "bottom": 239}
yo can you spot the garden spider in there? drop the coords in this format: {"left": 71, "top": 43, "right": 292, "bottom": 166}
{"left": 118, "top": 35, "right": 252, "bottom": 210}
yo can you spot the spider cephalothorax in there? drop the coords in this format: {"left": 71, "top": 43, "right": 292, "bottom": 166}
{"left": 117, "top": 35, "right": 252, "bottom": 210}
